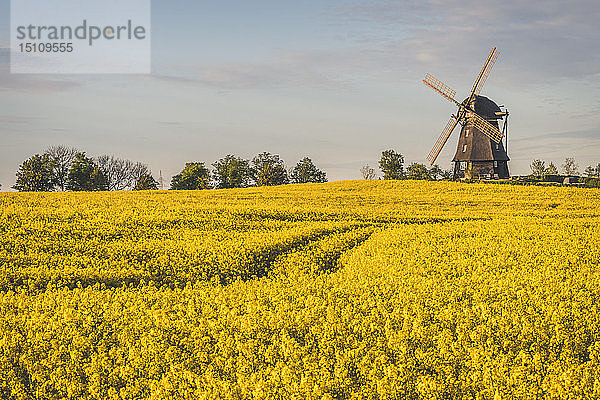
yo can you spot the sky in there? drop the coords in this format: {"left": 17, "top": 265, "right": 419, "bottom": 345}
{"left": 1, "top": 0, "right": 599, "bottom": 189}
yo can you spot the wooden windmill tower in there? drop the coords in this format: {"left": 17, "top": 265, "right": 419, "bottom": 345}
{"left": 422, "top": 47, "right": 510, "bottom": 179}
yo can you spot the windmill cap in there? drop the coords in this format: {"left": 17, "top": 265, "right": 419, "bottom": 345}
{"left": 464, "top": 95, "right": 502, "bottom": 119}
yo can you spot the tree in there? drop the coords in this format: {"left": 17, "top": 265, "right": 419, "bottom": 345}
{"left": 212, "top": 155, "right": 254, "bottom": 189}
{"left": 13, "top": 154, "right": 57, "bottom": 192}
{"left": 545, "top": 162, "right": 559, "bottom": 175}
{"left": 95, "top": 156, "right": 152, "bottom": 191}
{"left": 530, "top": 159, "right": 546, "bottom": 177}
{"left": 45, "top": 145, "right": 78, "bottom": 191}
{"left": 563, "top": 157, "right": 578, "bottom": 176}
{"left": 585, "top": 165, "right": 596, "bottom": 177}
{"left": 379, "top": 150, "right": 404, "bottom": 180}
{"left": 429, "top": 165, "right": 442, "bottom": 180}
{"left": 290, "top": 157, "right": 327, "bottom": 183}
{"left": 360, "top": 165, "right": 376, "bottom": 180}
{"left": 252, "top": 152, "right": 288, "bottom": 186}
{"left": 134, "top": 173, "right": 158, "bottom": 190}
{"left": 66, "top": 152, "right": 108, "bottom": 191}
{"left": 96, "top": 155, "right": 133, "bottom": 191}
{"left": 130, "top": 162, "right": 152, "bottom": 186}
{"left": 170, "top": 162, "right": 210, "bottom": 190}
{"left": 582, "top": 163, "right": 600, "bottom": 178}
{"left": 406, "top": 162, "right": 431, "bottom": 180}
{"left": 441, "top": 169, "right": 454, "bottom": 180}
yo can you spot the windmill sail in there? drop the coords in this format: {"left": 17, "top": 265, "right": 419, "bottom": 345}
{"left": 423, "top": 73, "right": 458, "bottom": 104}
{"left": 426, "top": 116, "right": 460, "bottom": 165}
{"left": 467, "top": 47, "right": 499, "bottom": 103}
{"left": 468, "top": 111, "right": 503, "bottom": 143}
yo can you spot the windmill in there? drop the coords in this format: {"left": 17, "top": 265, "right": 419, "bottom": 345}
{"left": 422, "top": 46, "right": 510, "bottom": 179}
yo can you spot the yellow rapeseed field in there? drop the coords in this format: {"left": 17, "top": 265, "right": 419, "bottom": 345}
{"left": 1, "top": 180, "right": 599, "bottom": 399}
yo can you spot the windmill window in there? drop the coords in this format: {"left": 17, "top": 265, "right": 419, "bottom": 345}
{"left": 494, "top": 161, "right": 498, "bottom": 167}
{"left": 462, "top": 144, "right": 467, "bottom": 152}
{"left": 496, "top": 143, "right": 499, "bottom": 150}
{"left": 465, "top": 130, "right": 469, "bottom": 138}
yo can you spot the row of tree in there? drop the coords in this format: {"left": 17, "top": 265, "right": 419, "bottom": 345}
{"left": 170, "top": 154, "right": 327, "bottom": 190}
{"left": 362, "top": 149, "right": 451, "bottom": 181}
{"left": 530, "top": 157, "right": 600, "bottom": 177}
{"left": 13, "top": 146, "right": 156, "bottom": 192}
{"left": 14, "top": 146, "right": 596, "bottom": 192}
{"left": 10, "top": 146, "right": 329, "bottom": 192}
{"left": 9, "top": 147, "right": 453, "bottom": 192}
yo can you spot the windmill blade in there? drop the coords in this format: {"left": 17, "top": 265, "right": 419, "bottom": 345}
{"left": 423, "top": 73, "right": 458, "bottom": 104}
{"left": 468, "top": 112, "right": 504, "bottom": 143}
{"left": 426, "top": 116, "right": 460, "bottom": 165}
{"left": 467, "top": 47, "right": 499, "bottom": 103}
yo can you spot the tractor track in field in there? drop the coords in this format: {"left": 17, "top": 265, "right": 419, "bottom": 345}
{"left": 0, "top": 216, "right": 490, "bottom": 294}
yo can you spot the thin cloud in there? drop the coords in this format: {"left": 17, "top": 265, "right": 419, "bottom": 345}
{"left": 336, "top": 0, "right": 600, "bottom": 86}
{"left": 510, "top": 130, "right": 600, "bottom": 164}
{"left": 512, "top": 129, "right": 600, "bottom": 142}
{"left": 0, "top": 48, "right": 82, "bottom": 92}
{"left": 156, "top": 121, "right": 184, "bottom": 128}
{"left": 0, "top": 115, "right": 45, "bottom": 124}
{"left": 193, "top": 53, "right": 355, "bottom": 90}
{"left": 147, "top": 48, "right": 373, "bottom": 90}
{"left": 148, "top": 0, "right": 599, "bottom": 92}
{"left": 140, "top": 73, "right": 197, "bottom": 84}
